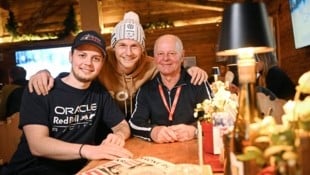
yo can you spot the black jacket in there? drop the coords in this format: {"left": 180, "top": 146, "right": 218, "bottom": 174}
{"left": 129, "top": 69, "right": 212, "bottom": 141}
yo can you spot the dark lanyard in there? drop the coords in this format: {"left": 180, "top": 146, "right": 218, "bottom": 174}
{"left": 158, "top": 85, "right": 182, "bottom": 121}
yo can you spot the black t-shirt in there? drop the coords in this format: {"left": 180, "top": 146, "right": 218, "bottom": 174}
{"left": 5, "top": 78, "right": 125, "bottom": 174}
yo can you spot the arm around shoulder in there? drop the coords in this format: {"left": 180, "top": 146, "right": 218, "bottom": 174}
{"left": 186, "top": 66, "right": 208, "bottom": 85}
{"left": 28, "top": 69, "right": 55, "bottom": 95}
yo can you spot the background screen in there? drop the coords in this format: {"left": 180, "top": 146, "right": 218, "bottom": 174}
{"left": 289, "top": 0, "right": 310, "bottom": 48}
{"left": 15, "top": 46, "right": 71, "bottom": 79}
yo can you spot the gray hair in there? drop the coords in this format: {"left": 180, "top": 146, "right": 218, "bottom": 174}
{"left": 154, "top": 34, "right": 183, "bottom": 54}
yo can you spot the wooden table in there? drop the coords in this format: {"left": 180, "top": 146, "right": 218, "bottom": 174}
{"left": 77, "top": 137, "right": 223, "bottom": 174}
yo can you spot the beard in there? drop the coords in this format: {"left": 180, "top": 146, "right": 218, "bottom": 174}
{"left": 72, "top": 68, "right": 96, "bottom": 83}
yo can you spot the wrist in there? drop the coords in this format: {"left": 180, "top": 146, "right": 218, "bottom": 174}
{"left": 79, "top": 144, "right": 86, "bottom": 159}
{"left": 114, "top": 132, "right": 125, "bottom": 140}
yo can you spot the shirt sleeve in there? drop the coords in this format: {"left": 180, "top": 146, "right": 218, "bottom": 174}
{"left": 19, "top": 86, "right": 50, "bottom": 128}
{"left": 129, "top": 88, "right": 153, "bottom": 141}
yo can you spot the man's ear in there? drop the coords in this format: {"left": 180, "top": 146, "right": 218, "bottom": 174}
{"left": 69, "top": 50, "right": 74, "bottom": 63}
{"left": 69, "top": 52, "right": 73, "bottom": 63}
{"left": 180, "top": 50, "right": 185, "bottom": 62}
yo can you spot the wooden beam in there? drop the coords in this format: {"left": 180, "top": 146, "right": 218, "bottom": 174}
{"left": 79, "top": 0, "right": 100, "bottom": 33}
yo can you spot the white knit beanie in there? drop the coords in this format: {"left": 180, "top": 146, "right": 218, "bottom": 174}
{"left": 111, "top": 11, "right": 145, "bottom": 49}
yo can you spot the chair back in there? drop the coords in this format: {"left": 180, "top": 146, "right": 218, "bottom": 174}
{"left": 257, "top": 92, "right": 286, "bottom": 124}
{"left": 0, "top": 112, "right": 22, "bottom": 165}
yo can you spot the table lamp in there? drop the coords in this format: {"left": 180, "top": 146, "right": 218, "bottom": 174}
{"left": 216, "top": 2, "right": 275, "bottom": 174}
{"left": 216, "top": 2, "right": 274, "bottom": 57}
{"left": 216, "top": 0, "right": 275, "bottom": 113}
{"left": 212, "top": 66, "right": 220, "bottom": 81}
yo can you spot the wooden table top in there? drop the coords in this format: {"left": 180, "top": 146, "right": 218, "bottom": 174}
{"left": 77, "top": 137, "right": 223, "bottom": 174}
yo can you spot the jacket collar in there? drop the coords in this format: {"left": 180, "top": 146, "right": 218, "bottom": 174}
{"left": 155, "top": 68, "right": 188, "bottom": 89}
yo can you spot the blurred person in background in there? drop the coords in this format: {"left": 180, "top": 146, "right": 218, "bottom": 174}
{"left": 0, "top": 66, "right": 28, "bottom": 120}
{"left": 256, "top": 52, "right": 296, "bottom": 100}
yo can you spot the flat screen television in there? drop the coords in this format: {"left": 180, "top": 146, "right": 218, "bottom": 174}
{"left": 15, "top": 45, "right": 71, "bottom": 80}
{"left": 289, "top": 0, "right": 310, "bottom": 49}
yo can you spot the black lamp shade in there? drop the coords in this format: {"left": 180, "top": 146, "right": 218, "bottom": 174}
{"left": 212, "top": 66, "right": 220, "bottom": 75}
{"left": 216, "top": 2, "right": 274, "bottom": 56}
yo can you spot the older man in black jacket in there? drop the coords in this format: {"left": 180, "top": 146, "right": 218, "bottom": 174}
{"left": 129, "top": 34, "right": 213, "bottom": 143}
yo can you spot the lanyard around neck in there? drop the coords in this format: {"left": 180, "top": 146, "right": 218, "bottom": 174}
{"left": 158, "top": 85, "right": 182, "bottom": 121}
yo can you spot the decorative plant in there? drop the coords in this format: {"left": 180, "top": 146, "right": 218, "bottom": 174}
{"left": 235, "top": 70, "right": 310, "bottom": 175}
{"left": 237, "top": 116, "right": 298, "bottom": 174}
{"left": 282, "top": 70, "right": 310, "bottom": 131}
{"left": 5, "top": 10, "right": 19, "bottom": 38}
{"left": 58, "top": 4, "right": 79, "bottom": 38}
{"left": 194, "top": 80, "right": 238, "bottom": 128}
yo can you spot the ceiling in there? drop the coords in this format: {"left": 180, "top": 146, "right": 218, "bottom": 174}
{"left": 0, "top": 0, "right": 241, "bottom": 39}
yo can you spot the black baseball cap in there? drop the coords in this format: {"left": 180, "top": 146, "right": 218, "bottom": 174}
{"left": 72, "top": 30, "right": 107, "bottom": 57}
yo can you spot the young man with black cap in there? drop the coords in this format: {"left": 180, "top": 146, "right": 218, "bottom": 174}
{"left": 2, "top": 31, "right": 132, "bottom": 175}
{"left": 27, "top": 11, "right": 208, "bottom": 120}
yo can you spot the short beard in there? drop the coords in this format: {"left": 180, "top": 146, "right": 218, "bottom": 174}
{"left": 72, "top": 69, "right": 94, "bottom": 83}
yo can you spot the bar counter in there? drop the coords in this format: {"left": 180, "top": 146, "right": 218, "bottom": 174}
{"left": 77, "top": 137, "right": 223, "bottom": 174}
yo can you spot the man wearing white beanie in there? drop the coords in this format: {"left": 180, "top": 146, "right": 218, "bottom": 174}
{"left": 99, "top": 11, "right": 208, "bottom": 120}
{"left": 28, "top": 11, "right": 208, "bottom": 121}
{"left": 111, "top": 11, "right": 145, "bottom": 48}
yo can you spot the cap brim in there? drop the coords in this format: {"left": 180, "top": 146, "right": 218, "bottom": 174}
{"left": 73, "top": 41, "right": 107, "bottom": 57}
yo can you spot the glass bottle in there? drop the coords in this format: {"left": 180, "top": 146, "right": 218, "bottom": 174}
{"left": 229, "top": 58, "right": 263, "bottom": 175}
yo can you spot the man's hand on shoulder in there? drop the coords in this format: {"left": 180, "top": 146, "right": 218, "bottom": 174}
{"left": 28, "top": 69, "right": 54, "bottom": 95}
{"left": 187, "top": 66, "right": 208, "bottom": 85}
